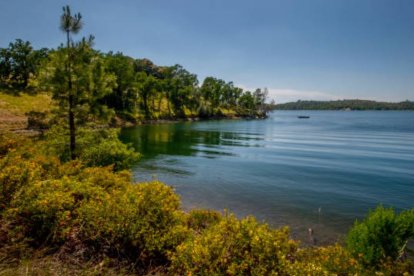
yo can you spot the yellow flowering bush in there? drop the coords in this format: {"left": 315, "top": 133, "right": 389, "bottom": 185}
{"left": 170, "top": 214, "right": 298, "bottom": 275}
{"left": 287, "top": 244, "right": 364, "bottom": 275}
{"left": 77, "top": 181, "right": 188, "bottom": 263}
{"left": 0, "top": 152, "right": 60, "bottom": 212}
{"left": 7, "top": 176, "right": 108, "bottom": 244}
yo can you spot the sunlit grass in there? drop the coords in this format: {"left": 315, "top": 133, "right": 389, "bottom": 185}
{"left": 0, "top": 91, "right": 52, "bottom": 131}
{"left": 0, "top": 91, "right": 52, "bottom": 115}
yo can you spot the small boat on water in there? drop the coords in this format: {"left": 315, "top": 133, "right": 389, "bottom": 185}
{"left": 297, "top": 115, "right": 310, "bottom": 119}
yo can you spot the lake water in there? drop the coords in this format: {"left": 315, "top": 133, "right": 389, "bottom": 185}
{"left": 120, "top": 111, "right": 414, "bottom": 244}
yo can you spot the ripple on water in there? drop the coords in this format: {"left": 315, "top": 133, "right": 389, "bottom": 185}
{"left": 121, "top": 111, "right": 414, "bottom": 244}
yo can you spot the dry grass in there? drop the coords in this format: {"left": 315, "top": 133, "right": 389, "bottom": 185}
{"left": 0, "top": 91, "right": 52, "bottom": 131}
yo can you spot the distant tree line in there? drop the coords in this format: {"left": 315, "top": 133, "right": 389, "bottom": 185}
{"left": 0, "top": 39, "right": 268, "bottom": 121}
{"left": 272, "top": 99, "right": 414, "bottom": 110}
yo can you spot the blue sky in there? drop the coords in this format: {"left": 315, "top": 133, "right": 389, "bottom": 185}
{"left": 1, "top": 0, "right": 413, "bottom": 102}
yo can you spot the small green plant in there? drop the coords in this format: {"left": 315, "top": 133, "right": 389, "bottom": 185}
{"left": 346, "top": 205, "right": 414, "bottom": 267}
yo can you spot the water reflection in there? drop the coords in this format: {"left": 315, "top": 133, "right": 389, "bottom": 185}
{"left": 119, "top": 121, "right": 264, "bottom": 161}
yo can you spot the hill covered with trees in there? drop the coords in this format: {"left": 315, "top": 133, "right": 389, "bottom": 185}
{"left": 273, "top": 99, "right": 414, "bottom": 110}
{"left": 0, "top": 39, "right": 268, "bottom": 124}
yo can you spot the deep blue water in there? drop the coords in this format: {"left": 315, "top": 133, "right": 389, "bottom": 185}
{"left": 120, "top": 111, "right": 414, "bottom": 244}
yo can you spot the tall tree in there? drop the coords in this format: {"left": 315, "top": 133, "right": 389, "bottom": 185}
{"left": 136, "top": 72, "right": 159, "bottom": 119}
{"left": 8, "top": 39, "right": 33, "bottom": 88}
{"left": 40, "top": 6, "right": 115, "bottom": 160}
{"left": 60, "top": 5, "right": 83, "bottom": 159}
{"left": 104, "top": 52, "right": 138, "bottom": 113}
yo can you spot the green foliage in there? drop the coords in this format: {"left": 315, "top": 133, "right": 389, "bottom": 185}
{"left": 76, "top": 128, "right": 140, "bottom": 170}
{"left": 346, "top": 205, "right": 414, "bottom": 267}
{"left": 170, "top": 214, "right": 297, "bottom": 275}
{"left": 197, "top": 101, "right": 213, "bottom": 118}
{"left": 41, "top": 42, "right": 116, "bottom": 122}
{"left": 39, "top": 6, "right": 117, "bottom": 159}
{"left": 44, "top": 125, "right": 140, "bottom": 170}
{"left": 104, "top": 52, "right": 138, "bottom": 114}
{"left": 3, "top": 38, "right": 268, "bottom": 122}
{"left": 0, "top": 39, "right": 48, "bottom": 89}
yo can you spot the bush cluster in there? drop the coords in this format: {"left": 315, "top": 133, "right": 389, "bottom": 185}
{"left": 346, "top": 205, "right": 414, "bottom": 267}
{"left": 44, "top": 125, "right": 140, "bottom": 170}
{"left": 171, "top": 214, "right": 297, "bottom": 275}
{"left": 0, "top": 132, "right": 413, "bottom": 275}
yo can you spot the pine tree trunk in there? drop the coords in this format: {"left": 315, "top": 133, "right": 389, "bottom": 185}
{"left": 69, "top": 93, "right": 76, "bottom": 160}
{"left": 67, "top": 30, "right": 76, "bottom": 160}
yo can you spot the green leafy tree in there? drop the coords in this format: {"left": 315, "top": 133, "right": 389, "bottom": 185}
{"left": 60, "top": 5, "right": 83, "bottom": 159}
{"left": 167, "top": 64, "right": 198, "bottom": 116}
{"left": 104, "top": 52, "right": 138, "bottom": 113}
{"left": 41, "top": 6, "right": 115, "bottom": 159}
{"left": 200, "top": 77, "right": 225, "bottom": 107}
{"left": 136, "top": 72, "right": 159, "bottom": 119}
{"left": 8, "top": 39, "right": 33, "bottom": 87}
{"left": 0, "top": 39, "right": 47, "bottom": 88}
{"left": 238, "top": 91, "right": 255, "bottom": 112}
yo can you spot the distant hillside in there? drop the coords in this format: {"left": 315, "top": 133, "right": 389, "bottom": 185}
{"left": 272, "top": 99, "right": 414, "bottom": 110}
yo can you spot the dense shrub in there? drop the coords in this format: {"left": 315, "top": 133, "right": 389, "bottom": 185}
{"left": 0, "top": 152, "right": 60, "bottom": 212}
{"left": 77, "top": 181, "right": 188, "bottom": 263}
{"left": 80, "top": 132, "right": 140, "bottom": 170}
{"left": 45, "top": 125, "right": 140, "bottom": 170}
{"left": 0, "top": 156, "right": 32, "bottom": 212}
{"left": 7, "top": 177, "right": 109, "bottom": 244}
{"left": 346, "top": 205, "right": 414, "bottom": 267}
{"left": 5, "top": 164, "right": 136, "bottom": 243}
{"left": 288, "top": 244, "right": 364, "bottom": 275}
{"left": 170, "top": 214, "right": 298, "bottom": 275}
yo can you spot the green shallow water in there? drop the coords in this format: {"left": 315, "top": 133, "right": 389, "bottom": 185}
{"left": 120, "top": 111, "right": 414, "bottom": 244}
